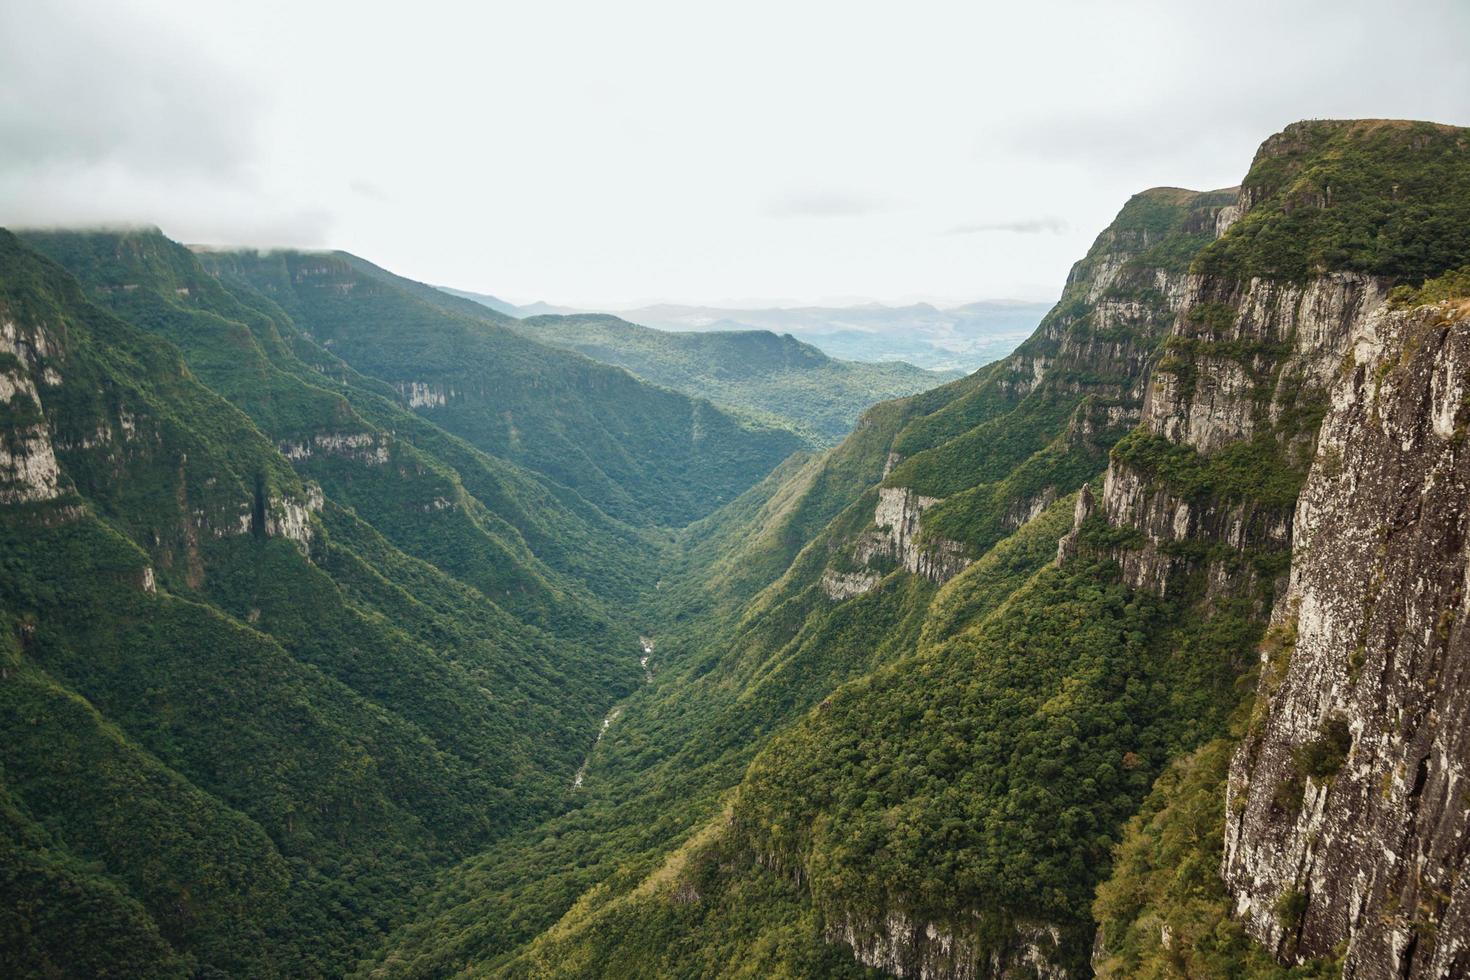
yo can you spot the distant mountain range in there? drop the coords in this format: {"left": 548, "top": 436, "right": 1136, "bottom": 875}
{"left": 439, "top": 288, "right": 1051, "bottom": 372}
{"left": 505, "top": 313, "right": 960, "bottom": 446}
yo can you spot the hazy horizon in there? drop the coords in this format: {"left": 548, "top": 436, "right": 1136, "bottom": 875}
{"left": 444, "top": 287, "right": 1060, "bottom": 313}
{"left": 3, "top": 0, "right": 1468, "bottom": 308}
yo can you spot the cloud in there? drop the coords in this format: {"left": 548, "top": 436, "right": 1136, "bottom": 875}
{"left": 0, "top": 3, "right": 258, "bottom": 177}
{"left": 945, "top": 217, "right": 1068, "bottom": 235}
{"left": 350, "top": 179, "right": 391, "bottom": 202}
{"left": 767, "top": 190, "right": 893, "bottom": 218}
{"left": 2, "top": 0, "right": 1468, "bottom": 302}
{"left": 0, "top": 1, "right": 332, "bottom": 246}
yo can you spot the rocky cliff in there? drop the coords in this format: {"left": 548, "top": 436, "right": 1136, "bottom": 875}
{"left": 1223, "top": 298, "right": 1470, "bottom": 978}
{"left": 1085, "top": 270, "right": 1384, "bottom": 602}
{"left": 821, "top": 185, "right": 1238, "bottom": 604}
{"left": 1080, "top": 119, "right": 1470, "bottom": 977}
{"left": 1087, "top": 119, "right": 1470, "bottom": 607}
{"left": 0, "top": 315, "right": 65, "bottom": 505}
{"left": 0, "top": 238, "right": 323, "bottom": 560}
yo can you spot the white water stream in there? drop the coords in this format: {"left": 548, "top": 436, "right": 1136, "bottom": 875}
{"left": 570, "top": 636, "right": 654, "bottom": 789}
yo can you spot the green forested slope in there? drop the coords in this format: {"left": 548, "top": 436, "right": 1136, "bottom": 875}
{"left": 193, "top": 248, "right": 804, "bottom": 526}
{"left": 432, "top": 120, "right": 1470, "bottom": 980}
{"left": 360, "top": 183, "right": 1242, "bottom": 977}
{"left": 23, "top": 228, "right": 653, "bottom": 619}
{"left": 505, "top": 313, "right": 957, "bottom": 445}
{"left": 0, "top": 228, "right": 682, "bottom": 975}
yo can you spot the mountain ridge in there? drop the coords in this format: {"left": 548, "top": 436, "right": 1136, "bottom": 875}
{"left": 504, "top": 312, "right": 960, "bottom": 445}
{"left": 358, "top": 119, "right": 1470, "bottom": 979}
{"left": 445, "top": 290, "right": 1051, "bottom": 372}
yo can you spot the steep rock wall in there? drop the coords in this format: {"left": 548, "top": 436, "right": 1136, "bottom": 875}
{"left": 0, "top": 316, "right": 67, "bottom": 505}
{"left": 1, "top": 294, "right": 323, "bottom": 567}
{"left": 868, "top": 188, "right": 1237, "bottom": 604}
{"left": 868, "top": 486, "right": 972, "bottom": 583}
{"left": 825, "top": 909, "right": 1067, "bottom": 980}
{"left": 826, "top": 486, "right": 972, "bottom": 600}
{"left": 1223, "top": 302, "right": 1470, "bottom": 978}
{"left": 1087, "top": 271, "right": 1386, "bottom": 598}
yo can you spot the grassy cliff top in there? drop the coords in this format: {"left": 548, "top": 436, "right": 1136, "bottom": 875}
{"left": 1194, "top": 118, "right": 1470, "bottom": 282}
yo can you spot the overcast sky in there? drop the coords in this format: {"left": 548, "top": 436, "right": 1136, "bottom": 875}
{"left": 3, "top": 1, "right": 1468, "bottom": 308}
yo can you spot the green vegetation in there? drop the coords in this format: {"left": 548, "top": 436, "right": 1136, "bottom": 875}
{"left": 1389, "top": 263, "right": 1470, "bottom": 307}
{"left": 1111, "top": 430, "right": 1310, "bottom": 510}
{"left": 1294, "top": 717, "right": 1353, "bottom": 781}
{"left": 0, "top": 228, "right": 683, "bottom": 974}
{"left": 1092, "top": 740, "right": 1340, "bottom": 979}
{"left": 1195, "top": 119, "right": 1470, "bottom": 283}
{"left": 197, "top": 248, "right": 804, "bottom": 526}
{"left": 508, "top": 313, "right": 957, "bottom": 446}
{"left": 355, "top": 174, "right": 1261, "bottom": 979}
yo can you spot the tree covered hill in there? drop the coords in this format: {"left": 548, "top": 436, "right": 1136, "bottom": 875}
{"left": 0, "top": 226, "right": 658, "bottom": 975}
{"left": 0, "top": 223, "right": 815, "bottom": 976}
{"left": 504, "top": 312, "right": 959, "bottom": 445}
{"left": 357, "top": 178, "right": 1244, "bottom": 977}
{"left": 485, "top": 298, "right": 1052, "bottom": 373}
{"left": 192, "top": 247, "right": 806, "bottom": 527}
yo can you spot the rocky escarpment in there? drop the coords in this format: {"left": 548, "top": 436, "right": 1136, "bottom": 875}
{"left": 1223, "top": 300, "right": 1470, "bottom": 978}
{"left": 0, "top": 317, "right": 65, "bottom": 505}
{"left": 1081, "top": 119, "right": 1470, "bottom": 978}
{"left": 278, "top": 430, "right": 391, "bottom": 465}
{"left": 825, "top": 909, "right": 1067, "bottom": 980}
{"left": 1088, "top": 118, "right": 1470, "bottom": 600}
{"left": 1, "top": 277, "right": 324, "bottom": 565}
{"left": 864, "top": 485, "right": 971, "bottom": 583}
{"left": 394, "top": 380, "right": 455, "bottom": 409}
{"left": 819, "top": 567, "right": 881, "bottom": 601}
{"left": 823, "top": 477, "right": 973, "bottom": 600}
{"left": 1084, "top": 267, "right": 1386, "bottom": 602}
{"left": 825, "top": 187, "right": 1238, "bottom": 606}
{"left": 994, "top": 185, "right": 1234, "bottom": 411}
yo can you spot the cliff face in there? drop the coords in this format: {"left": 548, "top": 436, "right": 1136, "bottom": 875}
{"left": 0, "top": 244, "right": 322, "bottom": 559}
{"left": 824, "top": 909, "right": 1067, "bottom": 980}
{"left": 1086, "top": 271, "right": 1384, "bottom": 601}
{"left": 1081, "top": 119, "right": 1470, "bottom": 977}
{"left": 1086, "top": 119, "right": 1470, "bottom": 607}
{"left": 862, "top": 485, "right": 971, "bottom": 583}
{"left": 824, "top": 186, "right": 1237, "bottom": 602}
{"left": 0, "top": 315, "right": 65, "bottom": 505}
{"left": 1223, "top": 300, "right": 1470, "bottom": 978}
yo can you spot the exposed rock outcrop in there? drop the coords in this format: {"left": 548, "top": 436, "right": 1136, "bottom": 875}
{"left": 827, "top": 487, "right": 974, "bottom": 599}
{"left": 825, "top": 908, "right": 1068, "bottom": 980}
{"left": 821, "top": 568, "right": 881, "bottom": 600}
{"left": 263, "top": 484, "right": 324, "bottom": 549}
{"left": 395, "top": 380, "right": 454, "bottom": 408}
{"left": 278, "top": 431, "right": 390, "bottom": 464}
{"left": 1223, "top": 302, "right": 1470, "bottom": 978}
{"left": 870, "top": 486, "right": 971, "bottom": 583}
{"left": 1086, "top": 271, "right": 1386, "bottom": 599}
{"left": 0, "top": 318, "right": 66, "bottom": 504}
